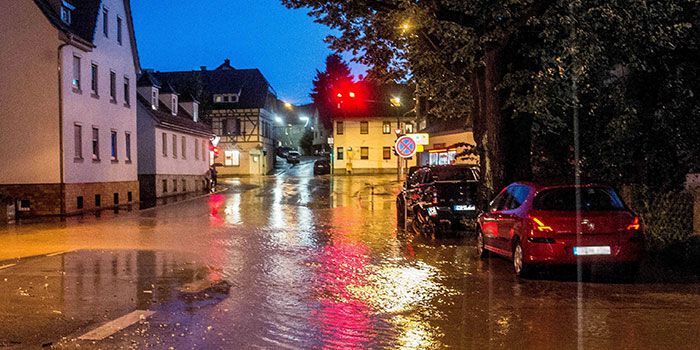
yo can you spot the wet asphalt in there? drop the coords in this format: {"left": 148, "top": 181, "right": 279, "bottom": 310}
{"left": 0, "top": 158, "right": 698, "bottom": 349}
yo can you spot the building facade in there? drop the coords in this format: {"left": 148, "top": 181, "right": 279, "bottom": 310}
{"left": 136, "top": 73, "right": 213, "bottom": 206}
{"left": 332, "top": 116, "right": 418, "bottom": 174}
{"left": 416, "top": 120, "right": 479, "bottom": 167}
{"left": 0, "top": 0, "right": 140, "bottom": 217}
{"left": 154, "top": 60, "right": 278, "bottom": 176}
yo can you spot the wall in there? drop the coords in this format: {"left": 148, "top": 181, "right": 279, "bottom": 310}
{"left": 332, "top": 117, "right": 417, "bottom": 173}
{"left": 136, "top": 103, "right": 157, "bottom": 175}
{"left": 0, "top": 1, "right": 62, "bottom": 185}
{"left": 61, "top": 0, "right": 138, "bottom": 185}
{"left": 417, "top": 130, "right": 479, "bottom": 166}
{"left": 153, "top": 127, "right": 210, "bottom": 177}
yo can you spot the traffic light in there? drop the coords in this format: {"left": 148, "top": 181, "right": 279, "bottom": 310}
{"left": 209, "top": 145, "right": 220, "bottom": 156}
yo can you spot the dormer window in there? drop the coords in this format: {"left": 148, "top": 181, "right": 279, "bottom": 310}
{"left": 61, "top": 1, "right": 74, "bottom": 24}
{"left": 171, "top": 96, "right": 178, "bottom": 115}
{"left": 151, "top": 88, "right": 159, "bottom": 109}
{"left": 214, "top": 94, "right": 239, "bottom": 103}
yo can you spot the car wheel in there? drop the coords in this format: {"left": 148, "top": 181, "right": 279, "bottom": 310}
{"left": 513, "top": 240, "right": 531, "bottom": 278}
{"left": 476, "top": 229, "right": 489, "bottom": 259}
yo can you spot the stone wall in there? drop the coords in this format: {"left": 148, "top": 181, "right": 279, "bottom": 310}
{"left": 63, "top": 181, "right": 140, "bottom": 215}
{"left": 0, "top": 184, "right": 62, "bottom": 217}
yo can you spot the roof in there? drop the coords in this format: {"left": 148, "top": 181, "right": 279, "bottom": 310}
{"left": 137, "top": 71, "right": 161, "bottom": 88}
{"left": 152, "top": 60, "right": 276, "bottom": 110}
{"left": 33, "top": 0, "right": 141, "bottom": 73}
{"left": 421, "top": 118, "right": 472, "bottom": 136}
{"left": 137, "top": 94, "right": 212, "bottom": 136}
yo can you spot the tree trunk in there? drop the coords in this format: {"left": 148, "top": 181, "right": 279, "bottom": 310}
{"left": 472, "top": 49, "right": 507, "bottom": 208}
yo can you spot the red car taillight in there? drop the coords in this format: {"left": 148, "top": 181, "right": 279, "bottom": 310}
{"left": 531, "top": 217, "right": 553, "bottom": 232}
{"left": 432, "top": 195, "right": 438, "bottom": 205}
{"left": 627, "top": 216, "right": 641, "bottom": 231}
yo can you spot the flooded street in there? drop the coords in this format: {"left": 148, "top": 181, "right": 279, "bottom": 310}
{"left": 1, "top": 160, "right": 698, "bottom": 349}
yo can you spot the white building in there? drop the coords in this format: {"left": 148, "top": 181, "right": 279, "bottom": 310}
{"left": 0, "top": 0, "right": 140, "bottom": 217}
{"left": 136, "top": 72, "right": 213, "bottom": 205}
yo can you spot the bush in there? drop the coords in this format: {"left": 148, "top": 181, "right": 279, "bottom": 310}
{"left": 627, "top": 186, "right": 694, "bottom": 251}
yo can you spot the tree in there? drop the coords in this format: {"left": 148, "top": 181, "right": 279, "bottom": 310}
{"left": 299, "top": 129, "right": 315, "bottom": 155}
{"left": 310, "top": 54, "right": 354, "bottom": 130}
{"left": 283, "top": 0, "right": 699, "bottom": 195}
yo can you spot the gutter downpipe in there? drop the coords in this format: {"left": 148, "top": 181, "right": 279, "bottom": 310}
{"left": 58, "top": 42, "right": 69, "bottom": 217}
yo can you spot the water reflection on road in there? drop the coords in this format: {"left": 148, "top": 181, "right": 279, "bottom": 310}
{"left": 0, "top": 167, "right": 698, "bottom": 349}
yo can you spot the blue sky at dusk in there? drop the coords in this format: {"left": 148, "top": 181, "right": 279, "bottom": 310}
{"left": 131, "top": 0, "right": 364, "bottom": 104}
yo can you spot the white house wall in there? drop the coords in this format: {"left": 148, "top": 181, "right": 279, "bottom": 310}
{"left": 0, "top": 1, "right": 62, "bottom": 184}
{"left": 61, "top": 0, "right": 138, "bottom": 184}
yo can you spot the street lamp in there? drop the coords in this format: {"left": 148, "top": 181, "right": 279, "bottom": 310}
{"left": 284, "top": 102, "right": 293, "bottom": 110}
{"left": 274, "top": 115, "right": 283, "bottom": 124}
{"left": 391, "top": 96, "right": 403, "bottom": 180}
{"left": 299, "top": 115, "right": 310, "bottom": 128}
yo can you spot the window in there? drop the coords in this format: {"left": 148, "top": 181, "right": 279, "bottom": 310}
{"left": 214, "top": 95, "right": 222, "bottom": 103}
{"left": 195, "top": 139, "right": 199, "bottom": 160}
{"left": 235, "top": 118, "right": 242, "bottom": 135}
{"left": 383, "top": 147, "right": 391, "bottom": 160}
{"left": 533, "top": 187, "right": 625, "bottom": 212}
{"left": 181, "top": 136, "right": 186, "bottom": 159}
{"left": 224, "top": 150, "right": 240, "bottom": 166}
{"left": 360, "top": 147, "right": 369, "bottom": 160}
{"left": 76, "top": 196, "right": 83, "bottom": 210}
{"left": 202, "top": 140, "right": 206, "bottom": 162}
{"left": 95, "top": 194, "right": 101, "bottom": 208}
{"left": 127, "top": 191, "right": 133, "bottom": 203}
{"left": 102, "top": 7, "right": 109, "bottom": 37}
{"left": 336, "top": 121, "right": 344, "bottom": 135}
{"left": 182, "top": 179, "right": 187, "bottom": 192}
{"left": 172, "top": 134, "right": 177, "bottom": 158}
{"left": 113, "top": 193, "right": 119, "bottom": 206}
{"left": 110, "top": 130, "right": 118, "bottom": 161}
{"left": 337, "top": 147, "right": 344, "bottom": 160}
{"left": 360, "top": 121, "right": 369, "bottom": 134}
{"left": 74, "top": 124, "right": 82, "bottom": 159}
{"left": 162, "top": 179, "right": 168, "bottom": 193}
{"left": 109, "top": 71, "right": 116, "bottom": 101}
{"left": 72, "top": 56, "right": 81, "bottom": 90}
{"left": 90, "top": 63, "right": 98, "bottom": 95}
{"left": 60, "top": 1, "right": 74, "bottom": 24}
{"left": 215, "top": 94, "right": 239, "bottom": 103}
{"left": 117, "top": 16, "right": 123, "bottom": 45}
{"left": 162, "top": 133, "right": 167, "bottom": 156}
{"left": 125, "top": 132, "right": 131, "bottom": 162}
{"left": 383, "top": 121, "right": 391, "bottom": 134}
{"left": 405, "top": 123, "right": 414, "bottom": 133}
{"left": 123, "top": 77, "right": 130, "bottom": 105}
{"left": 151, "top": 89, "right": 158, "bottom": 109}
{"left": 92, "top": 127, "right": 99, "bottom": 160}
{"left": 173, "top": 179, "right": 178, "bottom": 192}
{"left": 171, "top": 96, "right": 178, "bottom": 115}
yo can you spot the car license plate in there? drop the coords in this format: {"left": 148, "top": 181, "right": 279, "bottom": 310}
{"left": 453, "top": 205, "right": 476, "bottom": 211}
{"left": 427, "top": 207, "right": 438, "bottom": 217}
{"left": 573, "top": 246, "right": 611, "bottom": 256}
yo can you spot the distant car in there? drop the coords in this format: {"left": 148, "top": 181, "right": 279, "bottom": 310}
{"left": 277, "top": 147, "right": 293, "bottom": 159}
{"left": 477, "top": 183, "right": 645, "bottom": 277}
{"left": 313, "top": 159, "right": 331, "bottom": 175}
{"left": 397, "top": 164, "right": 480, "bottom": 236}
{"left": 286, "top": 151, "right": 301, "bottom": 164}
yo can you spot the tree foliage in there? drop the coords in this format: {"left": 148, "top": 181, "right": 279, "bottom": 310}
{"left": 284, "top": 0, "right": 699, "bottom": 192}
{"left": 310, "top": 54, "right": 354, "bottom": 129}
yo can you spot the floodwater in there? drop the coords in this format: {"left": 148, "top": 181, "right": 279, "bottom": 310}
{"left": 0, "top": 159, "right": 698, "bottom": 349}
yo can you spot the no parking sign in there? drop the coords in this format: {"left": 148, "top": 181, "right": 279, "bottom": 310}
{"left": 395, "top": 136, "right": 417, "bottom": 158}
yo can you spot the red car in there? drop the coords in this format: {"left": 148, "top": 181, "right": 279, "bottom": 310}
{"left": 477, "top": 182, "right": 644, "bottom": 277}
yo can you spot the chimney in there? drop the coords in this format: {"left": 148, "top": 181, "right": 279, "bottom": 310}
{"left": 200, "top": 66, "right": 207, "bottom": 71}
{"left": 224, "top": 58, "right": 231, "bottom": 66}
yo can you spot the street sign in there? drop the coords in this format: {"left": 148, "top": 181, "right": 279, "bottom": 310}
{"left": 395, "top": 136, "right": 417, "bottom": 158}
{"left": 407, "top": 133, "right": 430, "bottom": 145}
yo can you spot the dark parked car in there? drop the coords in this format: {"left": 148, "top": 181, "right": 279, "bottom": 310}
{"left": 313, "top": 159, "right": 331, "bottom": 175}
{"left": 397, "top": 164, "right": 480, "bottom": 236}
{"left": 477, "top": 183, "right": 645, "bottom": 277}
{"left": 286, "top": 151, "right": 300, "bottom": 164}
